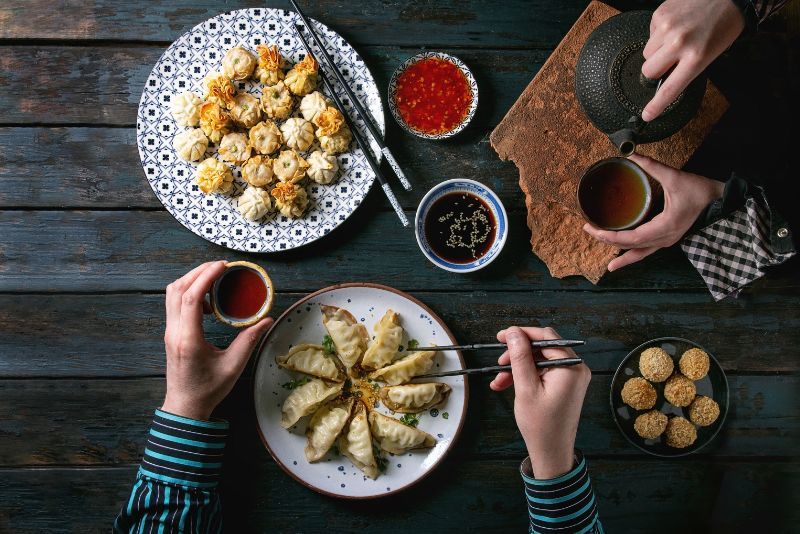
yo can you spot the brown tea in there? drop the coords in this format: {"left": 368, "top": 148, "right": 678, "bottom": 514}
{"left": 578, "top": 159, "right": 649, "bottom": 230}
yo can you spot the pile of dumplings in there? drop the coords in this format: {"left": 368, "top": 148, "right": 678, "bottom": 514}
{"left": 170, "top": 44, "right": 354, "bottom": 221}
{"left": 276, "top": 305, "right": 452, "bottom": 480}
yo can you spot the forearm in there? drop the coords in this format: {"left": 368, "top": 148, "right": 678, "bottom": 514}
{"left": 733, "top": 0, "right": 789, "bottom": 32}
{"left": 113, "top": 409, "right": 228, "bottom": 533}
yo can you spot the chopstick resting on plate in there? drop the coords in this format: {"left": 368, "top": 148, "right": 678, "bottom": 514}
{"left": 292, "top": 29, "right": 409, "bottom": 227}
{"left": 404, "top": 339, "right": 585, "bottom": 352}
{"left": 415, "top": 358, "right": 585, "bottom": 379}
{"left": 290, "top": 0, "right": 412, "bottom": 191}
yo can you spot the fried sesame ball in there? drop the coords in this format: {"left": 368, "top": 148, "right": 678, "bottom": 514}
{"left": 688, "top": 396, "right": 720, "bottom": 427}
{"left": 665, "top": 416, "right": 697, "bottom": 448}
{"left": 639, "top": 347, "right": 674, "bottom": 382}
{"left": 621, "top": 377, "right": 657, "bottom": 410}
{"left": 634, "top": 410, "right": 668, "bottom": 439}
{"left": 664, "top": 373, "right": 696, "bottom": 407}
{"left": 679, "top": 348, "right": 710, "bottom": 381}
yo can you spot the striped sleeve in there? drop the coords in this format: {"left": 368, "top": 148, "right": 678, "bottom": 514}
{"left": 521, "top": 450, "right": 603, "bottom": 534}
{"left": 113, "top": 409, "right": 228, "bottom": 533}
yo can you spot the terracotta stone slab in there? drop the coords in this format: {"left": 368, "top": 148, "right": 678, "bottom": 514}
{"left": 490, "top": 0, "right": 729, "bottom": 283}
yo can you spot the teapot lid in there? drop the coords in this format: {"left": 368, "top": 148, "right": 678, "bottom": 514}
{"left": 575, "top": 10, "right": 706, "bottom": 143}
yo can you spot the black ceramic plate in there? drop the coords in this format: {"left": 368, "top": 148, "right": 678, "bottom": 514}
{"left": 610, "top": 337, "right": 729, "bottom": 457}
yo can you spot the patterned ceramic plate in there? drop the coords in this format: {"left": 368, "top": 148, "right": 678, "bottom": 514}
{"left": 137, "top": 8, "right": 384, "bottom": 252}
{"left": 253, "top": 283, "right": 468, "bottom": 498}
{"left": 388, "top": 52, "right": 478, "bottom": 139}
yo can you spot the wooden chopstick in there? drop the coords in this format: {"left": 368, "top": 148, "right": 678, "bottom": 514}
{"left": 291, "top": 28, "right": 409, "bottom": 227}
{"left": 415, "top": 358, "right": 585, "bottom": 379}
{"left": 407, "top": 339, "right": 585, "bottom": 352}
{"left": 289, "top": 0, "right": 412, "bottom": 191}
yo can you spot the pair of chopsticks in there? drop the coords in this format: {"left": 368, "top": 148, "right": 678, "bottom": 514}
{"left": 289, "top": 0, "right": 411, "bottom": 227}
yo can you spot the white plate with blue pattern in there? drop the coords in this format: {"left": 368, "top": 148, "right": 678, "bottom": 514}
{"left": 136, "top": 8, "right": 384, "bottom": 252}
{"left": 253, "top": 283, "right": 468, "bottom": 499}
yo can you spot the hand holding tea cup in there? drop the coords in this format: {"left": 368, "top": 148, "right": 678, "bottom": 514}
{"left": 583, "top": 154, "right": 724, "bottom": 272}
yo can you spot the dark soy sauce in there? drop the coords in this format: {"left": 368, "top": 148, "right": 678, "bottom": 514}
{"left": 425, "top": 192, "right": 496, "bottom": 263}
{"left": 578, "top": 161, "right": 647, "bottom": 229}
{"left": 217, "top": 268, "right": 267, "bottom": 319}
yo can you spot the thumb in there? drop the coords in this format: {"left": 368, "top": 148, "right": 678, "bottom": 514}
{"left": 627, "top": 153, "right": 676, "bottom": 188}
{"left": 226, "top": 317, "right": 274, "bottom": 373}
{"left": 505, "top": 327, "right": 540, "bottom": 395}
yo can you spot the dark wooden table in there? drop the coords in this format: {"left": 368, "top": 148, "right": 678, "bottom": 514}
{"left": 1, "top": 1, "right": 798, "bottom": 532}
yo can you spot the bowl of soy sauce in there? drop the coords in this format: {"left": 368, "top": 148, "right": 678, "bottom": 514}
{"left": 415, "top": 179, "right": 508, "bottom": 273}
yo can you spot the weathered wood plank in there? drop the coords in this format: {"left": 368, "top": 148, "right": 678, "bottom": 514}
{"left": 0, "top": 375, "right": 796, "bottom": 466}
{"left": 0, "top": 460, "right": 796, "bottom": 533}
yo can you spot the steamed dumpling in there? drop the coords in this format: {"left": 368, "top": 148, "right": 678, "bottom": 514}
{"left": 306, "top": 151, "right": 339, "bottom": 184}
{"left": 218, "top": 132, "right": 251, "bottom": 165}
{"left": 284, "top": 54, "right": 319, "bottom": 96}
{"left": 173, "top": 128, "right": 208, "bottom": 162}
{"left": 195, "top": 157, "right": 233, "bottom": 195}
{"left": 241, "top": 155, "right": 275, "bottom": 187}
{"left": 319, "top": 125, "right": 352, "bottom": 155}
{"left": 368, "top": 350, "right": 436, "bottom": 385}
{"left": 273, "top": 149, "right": 309, "bottom": 183}
{"left": 280, "top": 378, "right": 343, "bottom": 429}
{"left": 236, "top": 186, "right": 272, "bottom": 222}
{"left": 253, "top": 44, "right": 285, "bottom": 85}
{"left": 280, "top": 117, "right": 315, "bottom": 152}
{"left": 299, "top": 91, "right": 331, "bottom": 122}
{"left": 378, "top": 383, "right": 451, "bottom": 413}
{"left": 261, "top": 81, "right": 294, "bottom": 120}
{"left": 228, "top": 93, "right": 262, "bottom": 129}
{"left": 361, "top": 310, "right": 403, "bottom": 370}
{"left": 320, "top": 305, "right": 369, "bottom": 370}
{"left": 203, "top": 72, "right": 236, "bottom": 109}
{"left": 199, "top": 101, "right": 231, "bottom": 143}
{"left": 368, "top": 411, "right": 436, "bottom": 455}
{"left": 271, "top": 182, "right": 308, "bottom": 218}
{"left": 276, "top": 343, "right": 345, "bottom": 382}
{"left": 338, "top": 402, "right": 378, "bottom": 479}
{"left": 170, "top": 91, "right": 202, "bottom": 126}
{"left": 305, "top": 398, "right": 354, "bottom": 462}
{"left": 221, "top": 46, "right": 257, "bottom": 81}
{"left": 249, "top": 120, "right": 283, "bottom": 155}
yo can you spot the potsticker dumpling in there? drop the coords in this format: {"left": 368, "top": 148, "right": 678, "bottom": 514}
{"left": 280, "top": 117, "right": 315, "bottom": 152}
{"left": 299, "top": 91, "right": 331, "bottom": 122}
{"left": 305, "top": 398, "right": 354, "bottom": 462}
{"left": 369, "top": 411, "right": 436, "bottom": 455}
{"left": 307, "top": 151, "right": 339, "bottom": 185}
{"left": 280, "top": 378, "right": 343, "bottom": 429}
{"left": 222, "top": 46, "right": 257, "bottom": 81}
{"left": 271, "top": 182, "right": 308, "bottom": 218}
{"left": 195, "top": 157, "right": 233, "bottom": 195}
{"left": 338, "top": 401, "right": 379, "bottom": 479}
{"left": 170, "top": 91, "right": 202, "bottom": 126}
{"left": 228, "top": 93, "right": 261, "bottom": 129}
{"left": 320, "top": 305, "right": 369, "bottom": 370}
{"left": 378, "top": 382, "right": 451, "bottom": 413}
{"left": 261, "top": 81, "right": 294, "bottom": 120}
{"left": 276, "top": 343, "right": 345, "bottom": 382}
{"left": 236, "top": 186, "right": 272, "bottom": 222}
{"left": 253, "top": 44, "right": 285, "bottom": 85}
{"left": 249, "top": 120, "right": 283, "bottom": 155}
{"left": 368, "top": 350, "right": 436, "bottom": 386}
{"left": 218, "top": 132, "right": 251, "bottom": 165}
{"left": 361, "top": 310, "right": 403, "bottom": 370}
{"left": 173, "top": 128, "right": 208, "bottom": 162}
{"left": 284, "top": 54, "right": 319, "bottom": 96}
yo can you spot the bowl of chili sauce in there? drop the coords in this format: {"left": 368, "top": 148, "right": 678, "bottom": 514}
{"left": 389, "top": 52, "right": 478, "bottom": 139}
{"left": 211, "top": 261, "right": 274, "bottom": 328}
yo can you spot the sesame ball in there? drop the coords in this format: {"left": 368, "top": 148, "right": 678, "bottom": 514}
{"left": 639, "top": 347, "right": 674, "bottom": 383}
{"left": 688, "top": 396, "right": 720, "bottom": 427}
{"left": 679, "top": 348, "right": 710, "bottom": 381}
{"left": 665, "top": 416, "right": 697, "bottom": 448}
{"left": 664, "top": 374, "right": 696, "bottom": 407}
{"left": 634, "top": 410, "right": 668, "bottom": 439}
{"left": 621, "top": 377, "right": 657, "bottom": 410}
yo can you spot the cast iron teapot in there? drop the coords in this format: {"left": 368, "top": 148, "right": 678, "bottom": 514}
{"left": 575, "top": 10, "right": 706, "bottom": 155}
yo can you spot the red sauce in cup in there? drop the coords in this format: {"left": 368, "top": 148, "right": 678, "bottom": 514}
{"left": 216, "top": 268, "right": 267, "bottom": 319}
{"left": 394, "top": 57, "right": 472, "bottom": 135}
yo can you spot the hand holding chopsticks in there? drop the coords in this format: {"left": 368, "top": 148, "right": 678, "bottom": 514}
{"left": 415, "top": 358, "right": 585, "bottom": 379}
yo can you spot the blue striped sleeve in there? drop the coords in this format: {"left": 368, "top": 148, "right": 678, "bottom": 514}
{"left": 113, "top": 409, "right": 228, "bottom": 533}
{"left": 521, "top": 450, "right": 603, "bottom": 534}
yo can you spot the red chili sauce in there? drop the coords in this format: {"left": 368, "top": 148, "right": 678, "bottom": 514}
{"left": 394, "top": 57, "right": 472, "bottom": 135}
{"left": 216, "top": 268, "right": 267, "bottom": 319}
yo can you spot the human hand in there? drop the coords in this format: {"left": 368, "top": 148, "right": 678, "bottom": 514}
{"left": 490, "top": 326, "right": 591, "bottom": 479}
{"left": 161, "top": 261, "right": 274, "bottom": 420}
{"left": 583, "top": 154, "right": 724, "bottom": 272}
{"left": 641, "top": 0, "right": 745, "bottom": 121}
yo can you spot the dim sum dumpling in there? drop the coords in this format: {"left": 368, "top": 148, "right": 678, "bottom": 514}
{"left": 276, "top": 343, "right": 345, "bottom": 382}
{"left": 306, "top": 151, "right": 339, "bottom": 185}
{"left": 284, "top": 54, "right": 319, "bottom": 96}
{"left": 320, "top": 305, "right": 369, "bottom": 370}
{"left": 305, "top": 398, "right": 354, "bottom": 462}
{"left": 280, "top": 117, "right": 315, "bottom": 152}
{"left": 361, "top": 310, "right": 403, "bottom": 370}
{"left": 248, "top": 120, "right": 283, "bottom": 155}
{"left": 338, "top": 402, "right": 378, "bottom": 479}
{"left": 318, "top": 125, "right": 352, "bottom": 155}
{"left": 271, "top": 182, "right": 308, "bottom": 218}
{"left": 195, "top": 157, "right": 234, "bottom": 195}
{"left": 199, "top": 101, "right": 231, "bottom": 143}
{"left": 228, "top": 93, "right": 262, "bottom": 129}
{"left": 170, "top": 91, "right": 202, "bottom": 126}
{"left": 221, "top": 46, "right": 257, "bottom": 81}
{"left": 368, "top": 350, "right": 436, "bottom": 386}
{"left": 313, "top": 107, "right": 345, "bottom": 137}
{"left": 173, "top": 128, "right": 208, "bottom": 162}
{"left": 299, "top": 91, "right": 331, "bottom": 122}
{"left": 236, "top": 186, "right": 272, "bottom": 222}
{"left": 261, "top": 81, "right": 294, "bottom": 120}
{"left": 280, "top": 378, "right": 343, "bottom": 429}
{"left": 368, "top": 412, "right": 436, "bottom": 455}
{"left": 378, "top": 382, "right": 451, "bottom": 413}
{"left": 253, "top": 44, "right": 285, "bottom": 85}
{"left": 273, "top": 149, "right": 309, "bottom": 183}
{"left": 218, "top": 132, "right": 251, "bottom": 164}
{"left": 241, "top": 155, "right": 275, "bottom": 187}
{"left": 203, "top": 72, "right": 236, "bottom": 109}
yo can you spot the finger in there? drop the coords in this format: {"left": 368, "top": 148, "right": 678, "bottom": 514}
{"left": 583, "top": 222, "right": 664, "bottom": 250}
{"left": 179, "top": 260, "right": 227, "bottom": 342}
{"left": 490, "top": 351, "right": 513, "bottom": 390}
{"left": 641, "top": 45, "right": 678, "bottom": 82}
{"left": 504, "top": 327, "right": 540, "bottom": 393}
{"left": 496, "top": 329, "right": 507, "bottom": 343}
{"left": 642, "top": 35, "right": 663, "bottom": 60}
{"left": 225, "top": 317, "right": 275, "bottom": 376}
{"left": 642, "top": 61, "right": 697, "bottom": 122}
{"left": 608, "top": 246, "right": 660, "bottom": 272}
{"left": 510, "top": 326, "right": 577, "bottom": 361}
{"left": 497, "top": 352, "right": 510, "bottom": 365}
{"left": 165, "top": 262, "right": 216, "bottom": 339}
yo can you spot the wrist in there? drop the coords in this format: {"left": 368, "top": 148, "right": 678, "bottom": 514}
{"left": 527, "top": 445, "right": 576, "bottom": 480}
{"left": 161, "top": 395, "right": 214, "bottom": 422}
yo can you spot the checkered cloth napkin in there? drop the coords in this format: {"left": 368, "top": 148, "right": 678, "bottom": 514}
{"left": 682, "top": 192, "right": 795, "bottom": 301}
